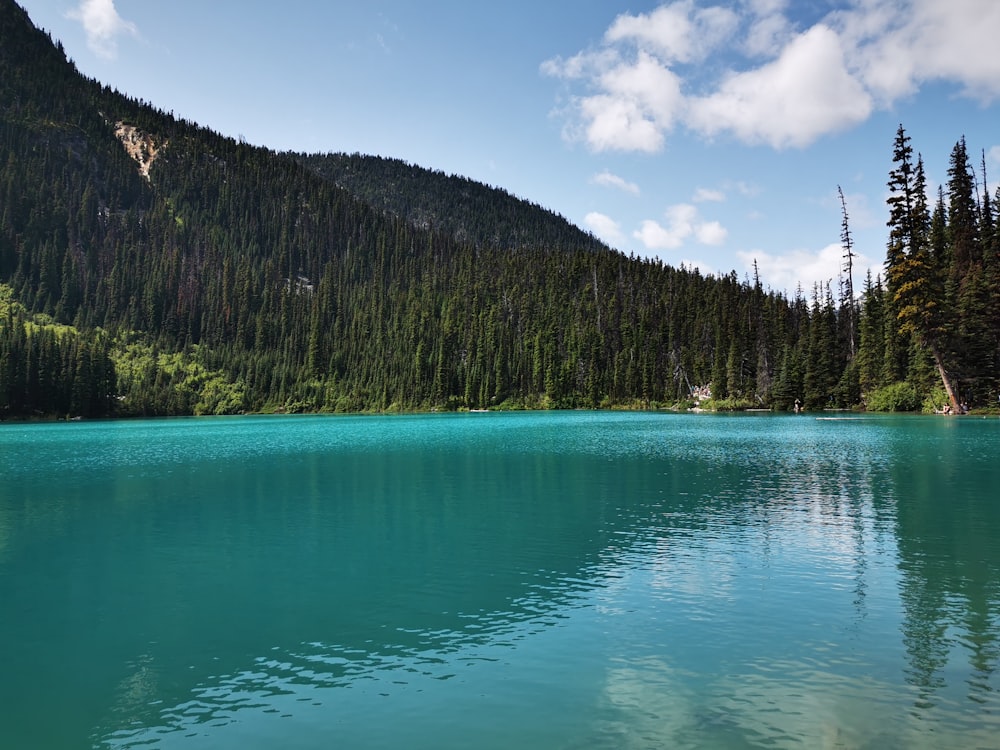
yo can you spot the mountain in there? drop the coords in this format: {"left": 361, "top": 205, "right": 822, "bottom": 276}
{"left": 5, "top": 0, "right": 994, "bottom": 419}
{"left": 297, "top": 152, "right": 608, "bottom": 254}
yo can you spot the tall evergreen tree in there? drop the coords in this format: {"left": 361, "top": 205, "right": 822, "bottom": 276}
{"left": 856, "top": 271, "right": 885, "bottom": 399}
{"left": 946, "top": 138, "right": 994, "bottom": 397}
{"left": 947, "top": 137, "right": 980, "bottom": 282}
{"left": 885, "top": 128, "right": 959, "bottom": 411}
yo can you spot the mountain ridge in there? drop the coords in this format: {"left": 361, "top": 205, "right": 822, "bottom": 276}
{"left": 296, "top": 152, "right": 609, "bottom": 255}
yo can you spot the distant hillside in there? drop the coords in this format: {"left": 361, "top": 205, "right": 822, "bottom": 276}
{"left": 298, "top": 152, "right": 608, "bottom": 253}
{"left": 3, "top": 0, "right": 995, "bottom": 418}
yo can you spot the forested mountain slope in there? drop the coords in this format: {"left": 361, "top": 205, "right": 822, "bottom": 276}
{"left": 1, "top": 0, "right": 997, "bottom": 418}
{"left": 298, "top": 152, "right": 608, "bottom": 254}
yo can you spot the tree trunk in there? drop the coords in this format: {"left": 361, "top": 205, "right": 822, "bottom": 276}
{"left": 929, "top": 342, "right": 960, "bottom": 412}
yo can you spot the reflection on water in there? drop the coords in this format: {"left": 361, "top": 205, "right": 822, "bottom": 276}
{"left": 891, "top": 418, "right": 1000, "bottom": 715}
{"left": 1, "top": 412, "right": 999, "bottom": 749}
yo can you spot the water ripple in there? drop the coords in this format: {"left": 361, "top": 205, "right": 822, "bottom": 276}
{"left": 2, "top": 412, "right": 999, "bottom": 749}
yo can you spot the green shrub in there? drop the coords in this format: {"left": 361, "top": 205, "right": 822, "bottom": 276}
{"left": 921, "top": 387, "right": 950, "bottom": 414}
{"left": 702, "top": 397, "right": 755, "bottom": 411}
{"left": 866, "top": 382, "right": 921, "bottom": 412}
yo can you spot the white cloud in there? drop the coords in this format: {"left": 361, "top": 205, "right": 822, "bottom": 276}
{"left": 693, "top": 187, "right": 725, "bottom": 203}
{"left": 592, "top": 170, "right": 640, "bottom": 195}
{"left": 543, "top": 45, "right": 684, "bottom": 152}
{"left": 540, "top": 48, "right": 618, "bottom": 81}
{"left": 726, "top": 180, "right": 761, "bottom": 198}
{"left": 67, "top": 0, "right": 138, "bottom": 60}
{"left": 635, "top": 219, "right": 685, "bottom": 250}
{"left": 746, "top": 0, "right": 788, "bottom": 15}
{"left": 743, "top": 11, "right": 792, "bottom": 57}
{"left": 841, "top": 0, "right": 1000, "bottom": 104}
{"left": 585, "top": 211, "right": 626, "bottom": 246}
{"left": 686, "top": 24, "right": 872, "bottom": 148}
{"left": 988, "top": 147, "right": 1000, "bottom": 195}
{"left": 737, "top": 242, "right": 877, "bottom": 295}
{"left": 696, "top": 220, "right": 728, "bottom": 245}
{"left": 634, "top": 203, "right": 727, "bottom": 251}
{"left": 578, "top": 95, "right": 662, "bottom": 152}
{"left": 580, "top": 51, "right": 685, "bottom": 152}
{"left": 543, "top": 0, "right": 1000, "bottom": 152}
{"left": 678, "top": 258, "right": 721, "bottom": 277}
{"left": 737, "top": 244, "right": 841, "bottom": 294}
{"left": 605, "top": 1, "right": 739, "bottom": 65}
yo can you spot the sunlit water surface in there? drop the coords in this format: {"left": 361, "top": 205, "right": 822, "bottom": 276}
{"left": 1, "top": 411, "right": 999, "bottom": 749}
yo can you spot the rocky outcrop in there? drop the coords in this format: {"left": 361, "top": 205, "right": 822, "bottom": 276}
{"left": 114, "top": 122, "right": 165, "bottom": 181}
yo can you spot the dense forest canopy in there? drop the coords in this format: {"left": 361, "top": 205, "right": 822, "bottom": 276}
{"left": 1, "top": 0, "right": 997, "bottom": 418}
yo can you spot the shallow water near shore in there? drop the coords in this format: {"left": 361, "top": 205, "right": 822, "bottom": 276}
{"left": 1, "top": 411, "right": 999, "bottom": 748}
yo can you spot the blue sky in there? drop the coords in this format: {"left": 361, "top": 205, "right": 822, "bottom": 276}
{"left": 16, "top": 0, "right": 1000, "bottom": 295}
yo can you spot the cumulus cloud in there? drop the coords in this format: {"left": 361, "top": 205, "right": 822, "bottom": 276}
{"left": 542, "top": 0, "right": 1000, "bottom": 151}
{"left": 67, "top": 0, "right": 138, "bottom": 59}
{"left": 634, "top": 203, "right": 727, "bottom": 251}
{"left": 581, "top": 51, "right": 685, "bottom": 152}
{"left": 840, "top": 0, "right": 1000, "bottom": 104}
{"left": 592, "top": 170, "right": 641, "bottom": 195}
{"left": 585, "top": 211, "right": 626, "bottom": 246}
{"left": 696, "top": 220, "right": 728, "bottom": 245}
{"left": 686, "top": 25, "right": 872, "bottom": 148}
{"left": 737, "top": 242, "right": 877, "bottom": 294}
{"left": 605, "top": 2, "right": 739, "bottom": 65}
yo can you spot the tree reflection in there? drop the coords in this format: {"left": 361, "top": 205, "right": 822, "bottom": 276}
{"left": 892, "top": 420, "right": 1000, "bottom": 707}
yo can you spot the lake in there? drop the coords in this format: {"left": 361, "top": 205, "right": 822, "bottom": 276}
{"left": 1, "top": 411, "right": 998, "bottom": 749}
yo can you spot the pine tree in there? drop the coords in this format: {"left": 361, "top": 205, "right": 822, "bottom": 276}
{"left": 947, "top": 137, "right": 980, "bottom": 282}
{"left": 857, "top": 272, "right": 885, "bottom": 400}
{"left": 885, "top": 128, "right": 959, "bottom": 411}
{"left": 946, "top": 138, "right": 993, "bottom": 398}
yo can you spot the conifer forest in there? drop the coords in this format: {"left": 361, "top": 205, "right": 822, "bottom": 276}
{"left": 1, "top": 0, "right": 998, "bottom": 419}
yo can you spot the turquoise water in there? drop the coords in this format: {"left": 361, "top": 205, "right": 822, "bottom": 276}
{"left": 1, "top": 411, "right": 999, "bottom": 749}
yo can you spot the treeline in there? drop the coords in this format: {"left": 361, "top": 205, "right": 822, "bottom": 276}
{"left": 766, "top": 125, "right": 1000, "bottom": 414}
{"left": 0, "top": 0, "right": 997, "bottom": 419}
{"left": 0, "top": 289, "right": 114, "bottom": 417}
